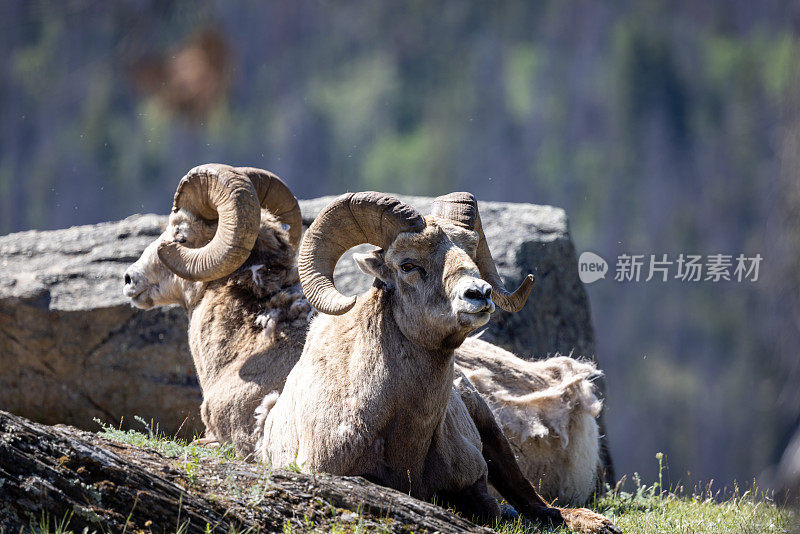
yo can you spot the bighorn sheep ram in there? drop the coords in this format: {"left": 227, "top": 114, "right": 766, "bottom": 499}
{"left": 259, "top": 192, "right": 618, "bottom": 532}
{"left": 123, "top": 167, "right": 605, "bottom": 506}
{"left": 123, "top": 163, "right": 312, "bottom": 455}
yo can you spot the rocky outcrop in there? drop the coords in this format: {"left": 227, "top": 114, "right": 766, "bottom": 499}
{"left": 0, "top": 215, "right": 201, "bottom": 437}
{"left": 0, "top": 410, "right": 489, "bottom": 533}
{"left": 0, "top": 197, "right": 598, "bottom": 441}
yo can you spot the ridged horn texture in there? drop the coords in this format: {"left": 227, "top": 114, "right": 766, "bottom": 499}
{"left": 157, "top": 164, "right": 261, "bottom": 282}
{"left": 431, "top": 192, "right": 535, "bottom": 313}
{"left": 298, "top": 192, "right": 426, "bottom": 316}
{"left": 430, "top": 192, "right": 477, "bottom": 229}
{"left": 236, "top": 167, "right": 302, "bottom": 252}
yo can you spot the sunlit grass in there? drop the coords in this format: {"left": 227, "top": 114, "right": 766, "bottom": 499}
{"left": 494, "top": 489, "right": 794, "bottom": 534}
{"left": 495, "top": 456, "right": 796, "bottom": 534}
{"left": 94, "top": 416, "right": 236, "bottom": 461}
{"left": 92, "top": 425, "right": 797, "bottom": 534}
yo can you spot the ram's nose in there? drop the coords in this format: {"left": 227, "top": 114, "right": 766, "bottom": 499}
{"left": 122, "top": 267, "right": 144, "bottom": 298}
{"left": 458, "top": 279, "right": 495, "bottom": 313}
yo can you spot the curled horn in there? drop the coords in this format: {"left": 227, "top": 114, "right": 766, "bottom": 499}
{"left": 298, "top": 192, "right": 425, "bottom": 315}
{"left": 236, "top": 167, "right": 302, "bottom": 252}
{"left": 431, "top": 192, "right": 534, "bottom": 312}
{"left": 157, "top": 164, "right": 261, "bottom": 282}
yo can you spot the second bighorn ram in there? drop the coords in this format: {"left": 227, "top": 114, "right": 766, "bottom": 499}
{"left": 123, "top": 164, "right": 312, "bottom": 454}
{"left": 259, "top": 192, "right": 619, "bottom": 532}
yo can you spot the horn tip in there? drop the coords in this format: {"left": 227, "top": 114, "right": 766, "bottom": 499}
{"left": 495, "top": 273, "right": 535, "bottom": 313}
{"left": 315, "top": 295, "right": 357, "bottom": 316}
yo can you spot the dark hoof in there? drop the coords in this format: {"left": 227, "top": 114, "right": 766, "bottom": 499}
{"left": 499, "top": 503, "right": 519, "bottom": 521}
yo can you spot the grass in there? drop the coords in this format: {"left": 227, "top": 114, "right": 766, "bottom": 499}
{"left": 26, "top": 513, "right": 254, "bottom": 534}
{"left": 30, "top": 512, "right": 76, "bottom": 534}
{"left": 95, "top": 416, "right": 236, "bottom": 461}
{"left": 593, "top": 486, "right": 794, "bottom": 534}
{"left": 94, "top": 416, "right": 238, "bottom": 489}
{"left": 494, "top": 483, "right": 796, "bottom": 534}
{"left": 495, "top": 455, "right": 797, "bottom": 534}
{"left": 74, "top": 425, "right": 800, "bottom": 533}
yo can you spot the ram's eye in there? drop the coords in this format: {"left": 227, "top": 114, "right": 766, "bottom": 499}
{"left": 400, "top": 262, "right": 417, "bottom": 273}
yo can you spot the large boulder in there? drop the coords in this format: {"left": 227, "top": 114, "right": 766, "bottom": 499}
{"left": 0, "top": 197, "right": 597, "bottom": 439}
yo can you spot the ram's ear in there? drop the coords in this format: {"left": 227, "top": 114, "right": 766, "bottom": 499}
{"left": 354, "top": 248, "right": 394, "bottom": 286}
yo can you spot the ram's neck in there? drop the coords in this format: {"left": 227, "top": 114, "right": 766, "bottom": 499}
{"left": 186, "top": 280, "right": 309, "bottom": 389}
{"left": 325, "top": 286, "right": 456, "bottom": 411}
{"left": 385, "top": 288, "right": 456, "bottom": 378}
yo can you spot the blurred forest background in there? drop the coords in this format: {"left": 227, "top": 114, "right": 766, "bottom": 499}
{"left": 1, "top": 0, "right": 799, "bottom": 491}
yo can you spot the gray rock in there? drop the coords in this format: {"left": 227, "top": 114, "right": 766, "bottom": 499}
{"left": 0, "top": 215, "right": 201, "bottom": 436}
{"left": 0, "top": 198, "right": 597, "bottom": 439}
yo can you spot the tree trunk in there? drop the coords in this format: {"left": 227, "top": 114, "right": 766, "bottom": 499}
{"left": 0, "top": 410, "right": 488, "bottom": 533}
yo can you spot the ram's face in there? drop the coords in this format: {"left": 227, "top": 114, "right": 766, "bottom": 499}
{"left": 355, "top": 217, "right": 494, "bottom": 350}
{"left": 123, "top": 210, "right": 213, "bottom": 309}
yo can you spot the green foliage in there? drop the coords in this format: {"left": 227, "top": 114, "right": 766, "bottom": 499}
{"left": 284, "top": 454, "right": 306, "bottom": 473}
{"left": 362, "top": 126, "right": 444, "bottom": 195}
{"left": 493, "top": 480, "right": 793, "bottom": 534}
{"left": 504, "top": 45, "right": 542, "bottom": 119}
{"left": 594, "top": 480, "right": 792, "bottom": 534}
{"left": 11, "top": 9, "right": 63, "bottom": 101}
{"left": 25, "top": 515, "right": 255, "bottom": 534}
{"left": 705, "top": 31, "right": 796, "bottom": 101}
{"left": 30, "top": 511, "right": 76, "bottom": 534}
{"left": 494, "top": 454, "right": 795, "bottom": 534}
{"left": 94, "top": 416, "right": 236, "bottom": 461}
{"left": 311, "top": 53, "right": 397, "bottom": 149}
